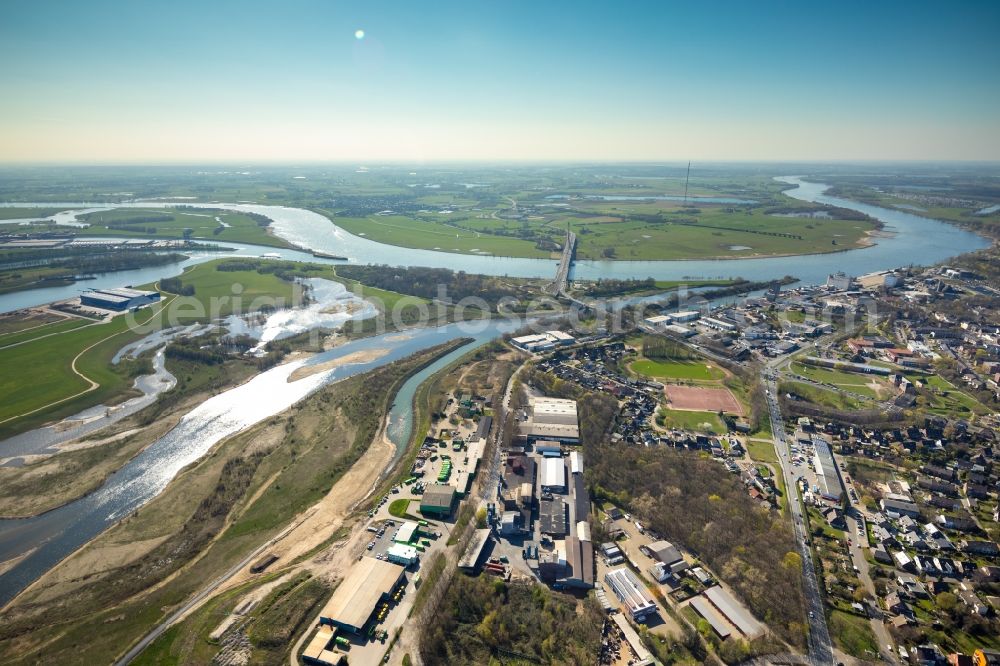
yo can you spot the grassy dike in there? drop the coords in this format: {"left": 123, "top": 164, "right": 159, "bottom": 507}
{"left": 0, "top": 339, "right": 468, "bottom": 666}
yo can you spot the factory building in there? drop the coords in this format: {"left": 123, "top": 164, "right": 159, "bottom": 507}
{"left": 510, "top": 330, "right": 575, "bottom": 352}
{"left": 812, "top": 438, "right": 844, "bottom": 502}
{"left": 605, "top": 567, "right": 657, "bottom": 621}
{"left": 518, "top": 396, "right": 579, "bottom": 444}
{"left": 80, "top": 287, "right": 160, "bottom": 311}
{"left": 318, "top": 557, "right": 405, "bottom": 634}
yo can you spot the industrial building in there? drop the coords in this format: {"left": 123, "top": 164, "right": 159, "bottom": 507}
{"left": 540, "top": 497, "right": 568, "bottom": 536}
{"left": 393, "top": 521, "right": 419, "bottom": 544}
{"left": 80, "top": 287, "right": 160, "bottom": 311}
{"left": 318, "top": 557, "right": 405, "bottom": 634}
{"left": 540, "top": 456, "right": 566, "bottom": 492}
{"left": 386, "top": 543, "right": 418, "bottom": 566}
{"left": 689, "top": 596, "right": 733, "bottom": 639}
{"left": 562, "top": 535, "right": 595, "bottom": 588}
{"left": 644, "top": 540, "right": 684, "bottom": 568}
{"left": 605, "top": 567, "right": 657, "bottom": 621}
{"left": 569, "top": 450, "right": 583, "bottom": 475}
{"left": 571, "top": 473, "right": 590, "bottom": 526}
{"left": 812, "top": 438, "right": 844, "bottom": 501}
{"left": 510, "top": 330, "right": 575, "bottom": 352}
{"left": 518, "top": 396, "right": 580, "bottom": 443}
{"left": 419, "top": 484, "right": 456, "bottom": 516}
{"left": 301, "top": 627, "right": 346, "bottom": 666}
{"left": 704, "top": 586, "right": 765, "bottom": 639}
{"left": 458, "top": 529, "right": 492, "bottom": 572}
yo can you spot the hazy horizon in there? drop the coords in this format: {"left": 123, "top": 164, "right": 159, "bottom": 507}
{"left": 3, "top": 0, "right": 999, "bottom": 163}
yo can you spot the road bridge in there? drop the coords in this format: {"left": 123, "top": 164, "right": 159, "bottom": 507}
{"left": 545, "top": 230, "right": 576, "bottom": 296}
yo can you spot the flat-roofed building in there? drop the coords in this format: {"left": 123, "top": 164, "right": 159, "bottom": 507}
{"left": 510, "top": 330, "right": 575, "bottom": 352}
{"left": 540, "top": 498, "right": 568, "bottom": 536}
{"left": 386, "top": 543, "right": 418, "bottom": 566}
{"left": 532, "top": 397, "right": 578, "bottom": 424}
{"left": 663, "top": 323, "right": 696, "bottom": 338}
{"left": 419, "top": 484, "right": 455, "bottom": 517}
{"left": 80, "top": 287, "right": 160, "bottom": 311}
{"left": 519, "top": 396, "right": 580, "bottom": 443}
{"left": 394, "top": 521, "right": 418, "bottom": 544}
{"left": 812, "top": 438, "right": 844, "bottom": 501}
{"left": 704, "top": 586, "right": 765, "bottom": 639}
{"left": 319, "top": 557, "right": 405, "bottom": 634}
{"left": 605, "top": 567, "right": 657, "bottom": 621}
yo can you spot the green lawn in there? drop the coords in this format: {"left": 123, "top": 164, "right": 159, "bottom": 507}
{"left": 0, "top": 302, "right": 169, "bottom": 435}
{"left": 781, "top": 380, "right": 864, "bottom": 410}
{"left": 658, "top": 408, "right": 726, "bottom": 434}
{"left": 917, "top": 374, "right": 988, "bottom": 416}
{"left": 829, "top": 610, "right": 879, "bottom": 660}
{"left": 0, "top": 317, "right": 93, "bottom": 347}
{"left": 389, "top": 499, "right": 421, "bottom": 521}
{"left": 143, "top": 260, "right": 298, "bottom": 323}
{"left": 790, "top": 361, "right": 888, "bottom": 399}
{"left": 747, "top": 439, "right": 779, "bottom": 464}
{"left": 631, "top": 358, "right": 724, "bottom": 381}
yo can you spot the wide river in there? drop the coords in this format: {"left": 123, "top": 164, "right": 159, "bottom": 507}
{"left": 0, "top": 177, "right": 989, "bottom": 605}
{"left": 0, "top": 317, "right": 520, "bottom": 607}
{"left": 0, "top": 177, "right": 989, "bottom": 314}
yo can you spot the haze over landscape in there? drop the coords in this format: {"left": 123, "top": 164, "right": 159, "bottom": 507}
{"left": 2, "top": 3, "right": 1000, "bottom": 666}
{"left": 2, "top": 0, "right": 1000, "bottom": 162}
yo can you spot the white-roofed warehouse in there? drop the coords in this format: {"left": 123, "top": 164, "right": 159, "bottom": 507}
{"left": 540, "top": 457, "right": 566, "bottom": 492}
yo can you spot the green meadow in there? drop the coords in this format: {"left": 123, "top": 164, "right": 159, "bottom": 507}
{"left": 630, "top": 358, "right": 725, "bottom": 381}
{"left": 71, "top": 207, "right": 293, "bottom": 248}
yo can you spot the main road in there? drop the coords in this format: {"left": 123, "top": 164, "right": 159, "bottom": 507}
{"left": 763, "top": 361, "right": 834, "bottom": 665}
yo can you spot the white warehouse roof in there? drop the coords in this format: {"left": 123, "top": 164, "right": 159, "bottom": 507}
{"left": 540, "top": 457, "right": 566, "bottom": 490}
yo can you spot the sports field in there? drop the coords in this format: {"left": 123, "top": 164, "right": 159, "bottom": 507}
{"left": 664, "top": 385, "right": 744, "bottom": 415}
{"left": 658, "top": 408, "right": 726, "bottom": 433}
{"left": 630, "top": 358, "right": 725, "bottom": 381}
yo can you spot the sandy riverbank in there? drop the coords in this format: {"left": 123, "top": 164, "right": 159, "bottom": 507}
{"left": 286, "top": 348, "right": 390, "bottom": 382}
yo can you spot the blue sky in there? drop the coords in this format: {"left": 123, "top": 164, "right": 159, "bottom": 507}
{"left": 1, "top": 0, "right": 998, "bottom": 162}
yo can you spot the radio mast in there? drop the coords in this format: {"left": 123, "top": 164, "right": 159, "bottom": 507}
{"left": 683, "top": 161, "right": 691, "bottom": 204}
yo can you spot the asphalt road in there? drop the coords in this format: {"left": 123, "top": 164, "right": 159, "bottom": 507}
{"left": 764, "top": 368, "right": 834, "bottom": 665}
